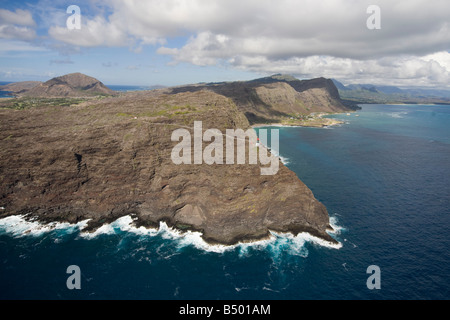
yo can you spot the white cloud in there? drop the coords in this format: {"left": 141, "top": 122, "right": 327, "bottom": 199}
{"left": 47, "top": 1, "right": 450, "bottom": 57}
{"left": 157, "top": 32, "right": 231, "bottom": 66}
{"left": 0, "top": 25, "right": 36, "bottom": 40}
{"left": 48, "top": 15, "right": 128, "bottom": 47}
{"left": 90, "top": 0, "right": 450, "bottom": 58}
{"left": 0, "top": 9, "right": 35, "bottom": 27}
{"left": 40, "top": 0, "right": 450, "bottom": 86}
{"left": 226, "top": 53, "right": 450, "bottom": 88}
{"left": 0, "top": 9, "right": 36, "bottom": 40}
{"left": 422, "top": 51, "right": 450, "bottom": 71}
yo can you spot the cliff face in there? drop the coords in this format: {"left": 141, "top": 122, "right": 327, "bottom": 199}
{"left": 170, "top": 74, "right": 357, "bottom": 124}
{"left": 4, "top": 73, "right": 115, "bottom": 97}
{"left": 0, "top": 88, "right": 336, "bottom": 245}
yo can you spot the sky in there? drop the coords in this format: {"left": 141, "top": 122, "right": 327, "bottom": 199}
{"left": 0, "top": 0, "right": 449, "bottom": 88}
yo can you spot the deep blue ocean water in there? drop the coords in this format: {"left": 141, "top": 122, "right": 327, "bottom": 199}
{"left": 1, "top": 104, "right": 449, "bottom": 300}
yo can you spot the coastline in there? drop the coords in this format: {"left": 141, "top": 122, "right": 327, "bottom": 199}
{"left": 0, "top": 89, "right": 340, "bottom": 249}
{"left": 251, "top": 112, "right": 349, "bottom": 129}
{"left": 0, "top": 214, "right": 342, "bottom": 252}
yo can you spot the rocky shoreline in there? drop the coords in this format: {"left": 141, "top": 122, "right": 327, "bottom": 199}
{"left": 0, "top": 73, "right": 352, "bottom": 246}
{"left": 0, "top": 90, "right": 339, "bottom": 246}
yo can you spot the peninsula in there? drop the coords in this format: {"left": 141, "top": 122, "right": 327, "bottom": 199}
{"left": 0, "top": 73, "right": 355, "bottom": 245}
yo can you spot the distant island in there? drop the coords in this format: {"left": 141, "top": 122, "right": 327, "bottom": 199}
{"left": 0, "top": 73, "right": 359, "bottom": 245}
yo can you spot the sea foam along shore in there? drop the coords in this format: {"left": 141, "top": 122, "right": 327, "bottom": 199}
{"left": 0, "top": 214, "right": 343, "bottom": 254}
{"left": 0, "top": 214, "right": 89, "bottom": 238}
{"left": 251, "top": 127, "right": 290, "bottom": 165}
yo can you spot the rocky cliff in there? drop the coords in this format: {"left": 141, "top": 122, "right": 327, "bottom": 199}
{"left": 0, "top": 87, "right": 337, "bottom": 245}
{"left": 170, "top": 74, "right": 358, "bottom": 124}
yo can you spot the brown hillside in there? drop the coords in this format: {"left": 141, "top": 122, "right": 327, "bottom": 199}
{"left": 169, "top": 74, "right": 357, "bottom": 124}
{"left": 17, "top": 73, "right": 115, "bottom": 97}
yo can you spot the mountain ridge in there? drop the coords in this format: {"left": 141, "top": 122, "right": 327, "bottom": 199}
{"left": 0, "top": 87, "right": 338, "bottom": 245}
{"left": 0, "top": 73, "right": 115, "bottom": 98}
{"left": 169, "top": 74, "right": 359, "bottom": 125}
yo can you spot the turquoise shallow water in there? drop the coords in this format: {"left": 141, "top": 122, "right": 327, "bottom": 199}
{"left": 1, "top": 104, "right": 449, "bottom": 300}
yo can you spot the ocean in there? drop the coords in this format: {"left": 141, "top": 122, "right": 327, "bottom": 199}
{"left": 0, "top": 104, "right": 449, "bottom": 300}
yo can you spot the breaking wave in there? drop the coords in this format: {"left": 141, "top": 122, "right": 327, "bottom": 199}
{"left": 0, "top": 214, "right": 344, "bottom": 256}
{"left": 0, "top": 215, "right": 89, "bottom": 238}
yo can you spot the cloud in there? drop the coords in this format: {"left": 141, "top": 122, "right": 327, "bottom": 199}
{"left": 74, "top": 0, "right": 449, "bottom": 58}
{"left": 157, "top": 32, "right": 230, "bottom": 66}
{"left": 227, "top": 53, "right": 450, "bottom": 88}
{"left": 0, "top": 25, "right": 36, "bottom": 40}
{"left": 0, "top": 8, "right": 36, "bottom": 40}
{"left": 39, "top": 0, "right": 450, "bottom": 86}
{"left": 47, "top": 1, "right": 450, "bottom": 58}
{"left": 50, "top": 58, "right": 74, "bottom": 65}
{"left": 0, "top": 9, "right": 35, "bottom": 27}
{"left": 48, "top": 15, "right": 128, "bottom": 47}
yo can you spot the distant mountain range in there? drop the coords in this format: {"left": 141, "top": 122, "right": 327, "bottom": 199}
{"left": 169, "top": 74, "right": 359, "bottom": 124}
{"left": 3, "top": 73, "right": 449, "bottom": 106}
{"left": 332, "top": 79, "right": 450, "bottom": 104}
{"left": 0, "top": 72, "right": 359, "bottom": 126}
{"left": 0, "top": 73, "right": 115, "bottom": 97}
{"left": 0, "top": 73, "right": 343, "bottom": 246}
